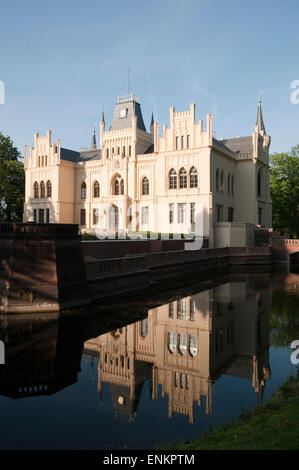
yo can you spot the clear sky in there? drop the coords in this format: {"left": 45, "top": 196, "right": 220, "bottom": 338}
{"left": 0, "top": 0, "right": 298, "bottom": 156}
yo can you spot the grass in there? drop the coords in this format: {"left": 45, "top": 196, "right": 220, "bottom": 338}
{"left": 162, "top": 374, "right": 299, "bottom": 450}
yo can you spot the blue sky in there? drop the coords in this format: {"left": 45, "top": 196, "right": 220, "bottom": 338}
{"left": 0, "top": 0, "right": 298, "bottom": 156}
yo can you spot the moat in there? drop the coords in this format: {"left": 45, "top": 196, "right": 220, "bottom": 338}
{"left": 0, "top": 266, "right": 298, "bottom": 450}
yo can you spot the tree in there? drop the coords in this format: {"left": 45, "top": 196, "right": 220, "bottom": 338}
{"left": 0, "top": 132, "right": 24, "bottom": 222}
{"left": 270, "top": 145, "right": 299, "bottom": 238}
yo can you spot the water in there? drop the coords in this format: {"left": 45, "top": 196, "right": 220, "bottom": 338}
{"left": 0, "top": 267, "right": 298, "bottom": 449}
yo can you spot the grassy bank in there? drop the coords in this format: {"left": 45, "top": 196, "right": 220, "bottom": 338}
{"left": 164, "top": 374, "right": 299, "bottom": 450}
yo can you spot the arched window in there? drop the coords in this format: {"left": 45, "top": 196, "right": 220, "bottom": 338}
{"left": 228, "top": 174, "right": 231, "bottom": 195}
{"left": 34, "top": 181, "right": 39, "bottom": 198}
{"left": 114, "top": 179, "right": 119, "bottom": 195}
{"left": 46, "top": 180, "right": 52, "bottom": 198}
{"left": 257, "top": 169, "right": 262, "bottom": 197}
{"left": 169, "top": 169, "right": 177, "bottom": 189}
{"left": 141, "top": 318, "right": 148, "bottom": 337}
{"left": 120, "top": 179, "right": 124, "bottom": 195}
{"left": 81, "top": 182, "right": 87, "bottom": 199}
{"left": 40, "top": 181, "right": 45, "bottom": 198}
{"left": 179, "top": 168, "right": 187, "bottom": 188}
{"left": 168, "top": 332, "right": 177, "bottom": 353}
{"left": 142, "top": 177, "right": 149, "bottom": 195}
{"left": 216, "top": 168, "right": 219, "bottom": 191}
{"left": 190, "top": 167, "right": 198, "bottom": 188}
{"left": 178, "top": 333, "right": 187, "bottom": 355}
{"left": 94, "top": 181, "right": 100, "bottom": 198}
{"left": 189, "top": 335, "right": 198, "bottom": 357}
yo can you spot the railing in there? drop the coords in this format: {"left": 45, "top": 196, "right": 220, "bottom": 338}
{"left": 117, "top": 93, "right": 139, "bottom": 104}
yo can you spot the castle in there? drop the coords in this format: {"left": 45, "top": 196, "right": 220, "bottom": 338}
{"left": 23, "top": 93, "right": 272, "bottom": 247}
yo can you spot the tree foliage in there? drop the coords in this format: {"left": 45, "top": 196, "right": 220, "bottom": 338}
{"left": 270, "top": 145, "right": 299, "bottom": 238}
{"left": 0, "top": 132, "right": 24, "bottom": 221}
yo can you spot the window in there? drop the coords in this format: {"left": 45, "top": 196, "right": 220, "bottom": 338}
{"left": 38, "top": 209, "right": 44, "bottom": 224}
{"left": 178, "top": 203, "right": 187, "bottom": 224}
{"left": 141, "top": 206, "right": 149, "bottom": 225}
{"left": 190, "top": 298, "right": 195, "bottom": 321}
{"left": 181, "top": 135, "right": 184, "bottom": 149}
{"left": 190, "top": 203, "right": 195, "bottom": 224}
{"left": 179, "top": 168, "right": 187, "bottom": 188}
{"left": 190, "top": 167, "right": 198, "bottom": 188}
{"left": 42, "top": 155, "right": 44, "bottom": 167}
{"left": 174, "top": 372, "right": 179, "bottom": 387}
{"left": 94, "top": 181, "right": 100, "bottom": 198}
{"left": 178, "top": 333, "right": 187, "bottom": 355}
{"left": 40, "top": 181, "right": 45, "bottom": 198}
{"left": 45, "top": 156, "right": 47, "bottom": 166}
{"left": 34, "top": 181, "right": 39, "bottom": 198}
{"left": 106, "top": 148, "right": 109, "bottom": 159}
{"left": 169, "top": 203, "right": 174, "bottom": 224}
{"left": 228, "top": 207, "right": 234, "bottom": 222}
{"left": 142, "top": 177, "right": 149, "bottom": 195}
{"left": 217, "top": 204, "right": 223, "bottom": 222}
{"left": 257, "top": 169, "right": 262, "bottom": 197}
{"left": 33, "top": 209, "right": 37, "bottom": 223}
{"left": 258, "top": 207, "right": 263, "bottom": 226}
{"left": 169, "top": 302, "right": 175, "bottom": 318}
{"left": 120, "top": 179, "right": 124, "bottom": 195}
{"left": 169, "top": 169, "right": 177, "bottom": 189}
{"left": 231, "top": 175, "right": 234, "bottom": 196}
{"left": 168, "top": 332, "right": 177, "bottom": 353}
{"left": 81, "top": 182, "right": 87, "bottom": 199}
{"left": 228, "top": 174, "right": 231, "bottom": 195}
{"left": 117, "top": 147, "right": 120, "bottom": 155}
{"left": 220, "top": 170, "right": 224, "bottom": 191}
{"left": 122, "top": 146, "right": 126, "bottom": 157}
{"left": 216, "top": 168, "right": 219, "bottom": 191}
{"left": 189, "top": 335, "right": 198, "bottom": 357}
{"left": 46, "top": 208, "right": 50, "bottom": 223}
{"left": 141, "top": 318, "right": 148, "bottom": 337}
{"left": 176, "top": 136, "right": 179, "bottom": 150}
{"left": 129, "top": 145, "right": 131, "bottom": 157}
{"left": 46, "top": 180, "right": 52, "bottom": 198}
{"left": 38, "top": 156, "right": 40, "bottom": 167}
{"left": 177, "top": 299, "right": 187, "bottom": 319}
{"left": 93, "top": 208, "right": 99, "bottom": 225}
{"left": 114, "top": 179, "right": 119, "bottom": 195}
{"left": 187, "top": 135, "right": 190, "bottom": 148}
{"left": 80, "top": 209, "right": 86, "bottom": 226}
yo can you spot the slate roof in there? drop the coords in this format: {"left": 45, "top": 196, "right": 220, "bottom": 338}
{"left": 110, "top": 98, "right": 146, "bottom": 132}
{"left": 220, "top": 136, "right": 253, "bottom": 156}
{"left": 60, "top": 147, "right": 101, "bottom": 162}
{"left": 60, "top": 148, "right": 81, "bottom": 162}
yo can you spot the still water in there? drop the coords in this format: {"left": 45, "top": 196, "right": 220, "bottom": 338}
{"left": 0, "top": 267, "right": 298, "bottom": 449}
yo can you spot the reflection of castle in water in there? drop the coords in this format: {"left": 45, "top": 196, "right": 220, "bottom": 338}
{"left": 84, "top": 280, "right": 272, "bottom": 423}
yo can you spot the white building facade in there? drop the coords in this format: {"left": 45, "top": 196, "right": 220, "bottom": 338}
{"left": 23, "top": 94, "right": 271, "bottom": 247}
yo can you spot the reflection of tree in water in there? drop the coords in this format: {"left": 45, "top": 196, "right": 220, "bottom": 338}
{"left": 270, "top": 289, "right": 299, "bottom": 347}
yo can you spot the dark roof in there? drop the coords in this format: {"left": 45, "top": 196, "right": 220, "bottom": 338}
{"left": 110, "top": 98, "right": 146, "bottom": 132}
{"left": 60, "top": 148, "right": 81, "bottom": 162}
{"left": 220, "top": 136, "right": 253, "bottom": 156}
{"left": 79, "top": 149, "right": 101, "bottom": 161}
{"left": 60, "top": 147, "right": 101, "bottom": 162}
{"left": 144, "top": 144, "right": 154, "bottom": 154}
